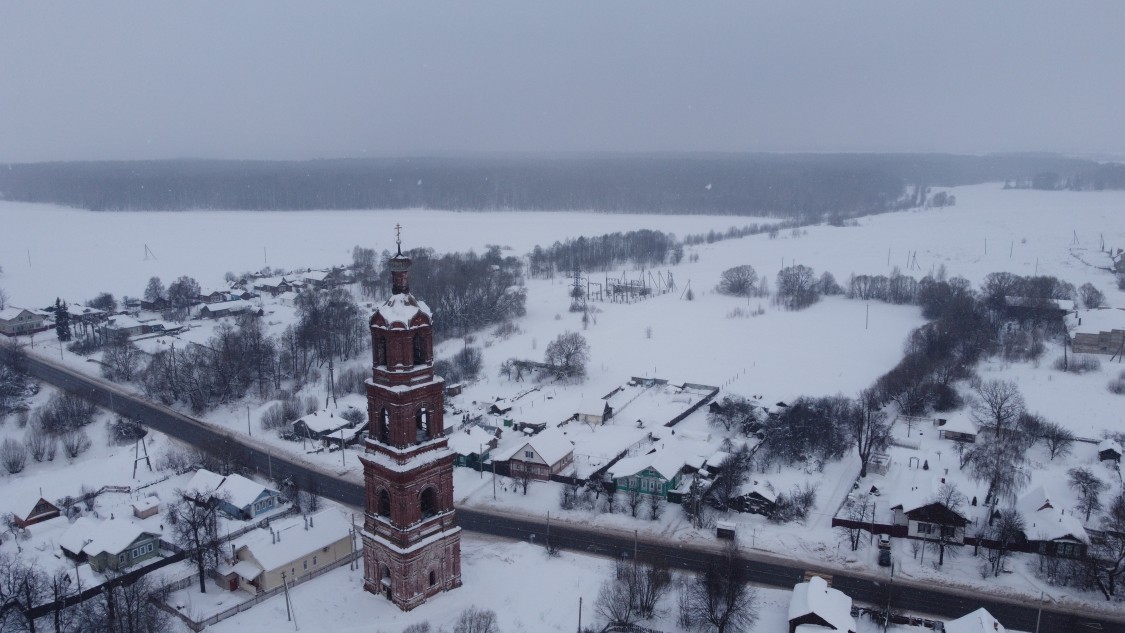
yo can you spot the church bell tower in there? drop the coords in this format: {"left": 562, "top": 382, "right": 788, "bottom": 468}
{"left": 360, "top": 226, "right": 462, "bottom": 610}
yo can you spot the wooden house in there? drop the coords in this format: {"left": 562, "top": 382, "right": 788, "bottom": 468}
{"left": 186, "top": 469, "right": 282, "bottom": 521}
{"left": 1016, "top": 486, "right": 1088, "bottom": 559}
{"left": 495, "top": 430, "right": 574, "bottom": 481}
{"left": 448, "top": 426, "right": 498, "bottom": 468}
{"left": 222, "top": 509, "right": 353, "bottom": 593}
{"left": 0, "top": 307, "right": 48, "bottom": 336}
{"left": 1098, "top": 438, "right": 1122, "bottom": 464}
{"left": 1067, "top": 308, "right": 1125, "bottom": 355}
{"left": 936, "top": 414, "right": 978, "bottom": 442}
{"left": 609, "top": 448, "right": 686, "bottom": 498}
{"left": 787, "top": 576, "right": 857, "bottom": 633}
{"left": 576, "top": 398, "right": 612, "bottom": 425}
{"left": 59, "top": 517, "right": 162, "bottom": 572}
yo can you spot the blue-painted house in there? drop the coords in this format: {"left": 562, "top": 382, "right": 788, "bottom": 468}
{"left": 186, "top": 469, "right": 282, "bottom": 521}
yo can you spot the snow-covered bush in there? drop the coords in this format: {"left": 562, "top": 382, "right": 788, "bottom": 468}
{"left": 1, "top": 438, "right": 28, "bottom": 474}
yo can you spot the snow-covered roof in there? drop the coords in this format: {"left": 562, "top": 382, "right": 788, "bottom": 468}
{"left": 577, "top": 398, "right": 609, "bottom": 415}
{"left": 374, "top": 293, "right": 432, "bottom": 326}
{"left": 184, "top": 469, "right": 226, "bottom": 498}
{"left": 493, "top": 429, "right": 574, "bottom": 466}
{"left": 447, "top": 426, "right": 496, "bottom": 456}
{"left": 234, "top": 508, "right": 352, "bottom": 572}
{"left": 1017, "top": 486, "right": 1089, "bottom": 544}
{"left": 302, "top": 270, "right": 331, "bottom": 282}
{"left": 944, "top": 608, "right": 1005, "bottom": 633}
{"left": 219, "top": 473, "right": 276, "bottom": 509}
{"left": 886, "top": 469, "right": 938, "bottom": 514}
{"left": 60, "top": 517, "right": 160, "bottom": 557}
{"left": 938, "top": 413, "right": 977, "bottom": 435}
{"left": 608, "top": 448, "right": 685, "bottom": 481}
{"left": 737, "top": 480, "right": 777, "bottom": 503}
{"left": 1005, "top": 296, "right": 1075, "bottom": 311}
{"left": 67, "top": 303, "right": 105, "bottom": 318}
{"left": 1067, "top": 308, "right": 1125, "bottom": 336}
{"left": 0, "top": 307, "right": 43, "bottom": 321}
{"left": 201, "top": 299, "right": 253, "bottom": 312}
{"left": 230, "top": 559, "right": 264, "bottom": 581}
{"left": 788, "top": 576, "right": 856, "bottom": 633}
{"left": 132, "top": 497, "right": 160, "bottom": 512}
{"left": 1098, "top": 438, "right": 1122, "bottom": 455}
{"left": 107, "top": 315, "right": 145, "bottom": 330}
{"left": 294, "top": 410, "right": 348, "bottom": 434}
{"left": 185, "top": 469, "right": 276, "bottom": 509}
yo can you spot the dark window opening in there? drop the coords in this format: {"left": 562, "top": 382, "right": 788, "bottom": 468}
{"left": 413, "top": 334, "right": 427, "bottom": 365}
{"left": 429, "top": 570, "right": 436, "bottom": 587}
{"left": 416, "top": 406, "right": 431, "bottom": 442}
{"left": 379, "top": 408, "right": 390, "bottom": 444}
{"left": 375, "top": 335, "right": 386, "bottom": 366}
{"left": 420, "top": 487, "right": 437, "bottom": 519}
{"left": 378, "top": 490, "right": 391, "bottom": 517}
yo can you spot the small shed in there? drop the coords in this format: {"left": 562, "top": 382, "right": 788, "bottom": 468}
{"left": 787, "top": 575, "right": 857, "bottom": 633}
{"left": 716, "top": 521, "right": 736, "bottom": 540}
{"left": 132, "top": 496, "right": 160, "bottom": 519}
{"left": 576, "top": 398, "right": 612, "bottom": 425}
{"left": 937, "top": 414, "right": 978, "bottom": 443}
{"left": 1099, "top": 439, "right": 1122, "bottom": 464}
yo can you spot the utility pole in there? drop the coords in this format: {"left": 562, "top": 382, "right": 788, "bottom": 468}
{"left": 577, "top": 596, "right": 582, "bottom": 633}
{"left": 247, "top": 406, "right": 252, "bottom": 437}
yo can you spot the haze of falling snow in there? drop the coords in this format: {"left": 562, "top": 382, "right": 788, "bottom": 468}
{"left": 1, "top": 1, "right": 1125, "bottom": 162}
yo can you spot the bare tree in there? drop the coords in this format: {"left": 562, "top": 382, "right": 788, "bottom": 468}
{"left": 0, "top": 438, "right": 27, "bottom": 474}
{"left": 168, "top": 489, "right": 223, "bottom": 594}
{"left": 0, "top": 553, "right": 48, "bottom": 633}
{"left": 775, "top": 265, "right": 819, "bottom": 310}
{"left": 453, "top": 606, "right": 500, "bottom": 633}
{"left": 706, "top": 395, "right": 757, "bottom": 433}
{"left": 987, "top": 508, "right": 1025, "bottom": 576}
{"left": 544, "top": 331, "right": 589, "bottom": 381}
{"left": 101, "top": 332, "right": 143, "bottom": 382}
{"left": 972, "top": 380, "right": 1025, "bottom": 440}
{"left": 23, "top": 423, "right": 55, "bottom": 463}
{"left": 716, "top": 265, "right": 758, "bottom": 298}
{"left": 60, "top": 431, "right": 91, "bottom": 460}
{"left": 596, "top": 560, "right": 638, "bottom": 628}
{"left": 925, "top": 484, "right": 966, "bottom": 566}
{"left": 143, "top": 277, "right": 166, "bottom": 304}
{"left": 837, "top": 497, "right": 873, "bottom": 552}
{"left": 1069, "top": 467, "right": 1108, "bottom": 523}
{"left": 851, "top": 389, "right": 889, "bottom": 477}
{"left": 1039, "top": 420, "right": 1075, "bottom": 460}
{"left": 681, "top": 547, "right": 757, "bottom": 633}
{"left": 1079, "top": 282, "right": 1106, "bottom": 309}
{"left": 1089, "top": 492, "right": 1125, "bottom": 599}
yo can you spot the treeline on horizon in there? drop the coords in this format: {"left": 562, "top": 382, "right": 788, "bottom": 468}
{"left": 1, "top": 153, "right": 1122, "bottom": 219}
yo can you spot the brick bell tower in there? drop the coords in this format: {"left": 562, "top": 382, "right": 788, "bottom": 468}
{"left": 360, "top": 226, "right": 461, "bottom": 610}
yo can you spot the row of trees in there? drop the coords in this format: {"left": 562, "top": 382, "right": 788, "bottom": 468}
{"left": 527, "top": 229, "right": 679, "bottom": 279}
{"left": 595, "top": 549, "right": 757, "bottom": 633}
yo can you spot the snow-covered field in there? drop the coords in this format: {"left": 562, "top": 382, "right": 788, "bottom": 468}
{"left": 4, "top": 182, "right": 1125, "bottom": 630}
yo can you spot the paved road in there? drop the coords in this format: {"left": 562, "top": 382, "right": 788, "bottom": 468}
{"left": 24, "top": 353, "right": 1125, "bottom": 633}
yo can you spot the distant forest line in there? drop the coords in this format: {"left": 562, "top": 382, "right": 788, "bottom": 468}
{"left": 1, "top": 153, "right": 1122, "bottom": 219}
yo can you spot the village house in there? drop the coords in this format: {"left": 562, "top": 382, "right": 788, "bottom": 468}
{"left": 59, "top": 517, "right": 163, "bottom": 572}
{"left": 220, "top": 508, "right": 353, "bottom": 593}
{"left": 944, "top": 608, "right": 1006, "bottom": 633}
{"left": 1015, "top": 486, "right": 1089, "bottom": 559}
{"left": 6, "top": 493, "right": 61, "bottom": 528}
{"left": 66, "top": 303, "right": 107, "bottom": 325}
{"left": 198, "top": 299, "right": 261, "bottom": 320}
{"left": 1066, "top": 308, "right": 1125, "bottom": 355}
{"left": 731, "top": 480, "right": 778, "bottom": 515}
{"left": 291, "top": 407, "right": 367, "bottom": 447}
{"left": 132, "top": 496, "right": 160, "bottom": 520}
{"left": 105, "top": 314, "right": 148, "bottom": 338}
{"left": 787, "top": 575, "right": 857, "bottom": 633}
{"left": 936, "top": 413, "right": 978, "bottom": 443}
{"left": 447, "top": 426, "right": 499, "bottom": 468}
{"left": 888, "top": 476, "right": 971, "bottom": 543}
{"left": 576, "top": 398, "right": 612, "bottom": 425}
{"left": 0, "top": 307, "right": 49, "bottom": 336}
{"left": 1099, "top": 438, "right": 1122, "bottom": 464}
{"left": 494, "top": 429, "right": 575, "bottom": 481}
{"left": 186, "top": 469, "right": 282, "bottom": 521}
{"left": 609, "top": 447, "right": 685, "bottom": 498}
{"left": 140, "top": 296, "right": 170, "bottom": 312}
{"left": 253, "top": 276, "right": 295, "bottom": 296}
{"left": 197, "top": 288, "right": 231, "bottom": 304}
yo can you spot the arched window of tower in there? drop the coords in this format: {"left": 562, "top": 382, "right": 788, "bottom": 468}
{"left": 420, "top": 487, "right": 437, "bottom": 519}
{"left": 379, "top": 408, "right": 390, "bottom": 444}
{"left": 412, "top": 333, "right": 426, "bottom": 365}
{"left": 415, "top": 406, "right": 431, "bottom": 442}
{"left": 378, "top": 489, "right": 391, "bottom": 517}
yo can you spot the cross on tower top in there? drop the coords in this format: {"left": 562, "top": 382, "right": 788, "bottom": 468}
{"left": 395, "top": 223, "right": 403, "bottom": 255}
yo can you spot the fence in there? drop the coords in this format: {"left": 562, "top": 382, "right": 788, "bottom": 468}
{"left": 158, "top": 550, "right": 362, "bottom": 632}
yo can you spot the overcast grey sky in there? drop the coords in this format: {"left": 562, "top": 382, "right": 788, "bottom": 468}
{"left": 1, "top": 2, "right": 1123, "bottom": 162}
